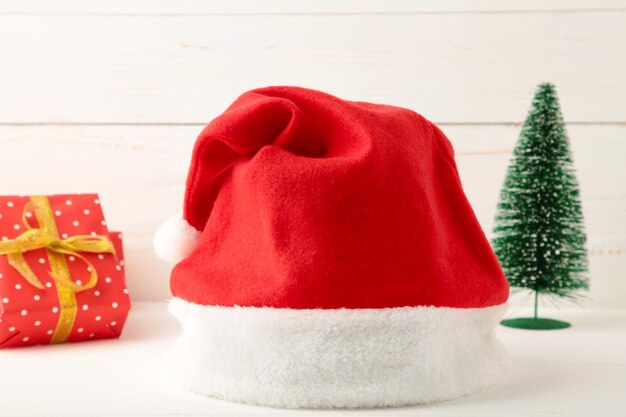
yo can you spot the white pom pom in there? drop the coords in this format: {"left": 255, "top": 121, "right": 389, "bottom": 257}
{"left": 154, "top": 215, "right": 202, "bottom": 264}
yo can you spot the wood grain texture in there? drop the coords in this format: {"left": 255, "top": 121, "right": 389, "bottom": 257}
{"left": 1, "top": 3, "right": 624, "bottom": 306}
{"left": 1, "top": 124, "right": 623, "bottom": 306}
{"left": 1, "top": 10, "right": 625, "bottom": 124}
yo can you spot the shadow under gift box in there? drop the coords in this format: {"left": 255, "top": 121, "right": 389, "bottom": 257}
{"left": 0, "top": 194, "right": 131, "bottom": 348}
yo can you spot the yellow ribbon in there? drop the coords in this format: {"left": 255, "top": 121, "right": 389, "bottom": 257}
{"left": 0, "top": 196, "right": 115, "bottom": 343}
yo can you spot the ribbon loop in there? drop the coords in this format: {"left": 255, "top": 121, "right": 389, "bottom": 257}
{"left": 60, "top": 235, "right": 115, "bottom": 254}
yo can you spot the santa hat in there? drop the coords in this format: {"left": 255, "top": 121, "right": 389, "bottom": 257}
{"left": 154, "top": 86, "right": 509, "bottom": 408}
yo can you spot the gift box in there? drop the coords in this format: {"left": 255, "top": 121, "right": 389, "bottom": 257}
{"left": 0, "top": 194, "right": 131, "bottom": 348}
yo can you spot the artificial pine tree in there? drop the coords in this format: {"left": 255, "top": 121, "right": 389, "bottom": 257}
{"left": 493, "top": 83, "right": 588, "bottom": 330}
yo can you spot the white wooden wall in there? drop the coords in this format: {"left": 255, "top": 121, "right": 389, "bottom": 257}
{"left": 1, "top": 1, "right": 625, "bottom": 307}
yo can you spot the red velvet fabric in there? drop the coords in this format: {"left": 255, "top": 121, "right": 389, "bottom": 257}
{"left": 172, "top": 86, "right": 508, "bottom": 309}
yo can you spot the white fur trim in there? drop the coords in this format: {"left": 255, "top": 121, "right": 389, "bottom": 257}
{"left": 153, "top": 215, "right": 201, "bottom": 264}
{"left": 168, "top": 298, "right": 508, "bottom": 409}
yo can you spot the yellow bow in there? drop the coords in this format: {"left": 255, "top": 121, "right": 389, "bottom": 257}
{"left": 0, "top": 196, "right": 115, "bottom": 293}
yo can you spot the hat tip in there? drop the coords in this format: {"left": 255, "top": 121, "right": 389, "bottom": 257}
{"left": 154, "top": 214, "right": 201, "bottom": 264}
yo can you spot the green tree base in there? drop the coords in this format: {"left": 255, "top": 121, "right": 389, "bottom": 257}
{"left": 500, "top": 317, "right": 571, "bottom": 330}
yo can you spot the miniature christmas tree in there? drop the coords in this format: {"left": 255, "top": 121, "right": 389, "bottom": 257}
{"left": 492, "top": 83, "right": 588, "bottom": 330}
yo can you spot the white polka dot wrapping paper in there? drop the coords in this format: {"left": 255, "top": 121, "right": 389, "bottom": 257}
{"left": 0, "top": 194, "right": 131, "bottom": 347}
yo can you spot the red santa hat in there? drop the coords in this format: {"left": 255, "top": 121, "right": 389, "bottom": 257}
{"left": 154, "top": 86, "right": 509, "bottom": 408}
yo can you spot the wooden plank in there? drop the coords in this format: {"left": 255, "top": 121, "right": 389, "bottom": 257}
{"left": 2, "top": 0, "right": 625, "bottom": 15}
{"left": 0, "top": 125, "right": 195, "bottom": 301}
{"left": 445, "top": 124, "right": 626, "bottom": 244}
{"left": 0, "top": 124, "right": 624, "bottom": 303}
{"left": 1, "top": 11, "right": 625, "bottom": 124}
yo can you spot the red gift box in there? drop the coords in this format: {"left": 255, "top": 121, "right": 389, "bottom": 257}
{"left": 0, "top": 194, "right": 131, "bottom": 348}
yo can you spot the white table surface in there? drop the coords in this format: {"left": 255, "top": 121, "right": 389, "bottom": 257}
{"left": 1, "top": 302, "right": 625, "bottom": 417}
